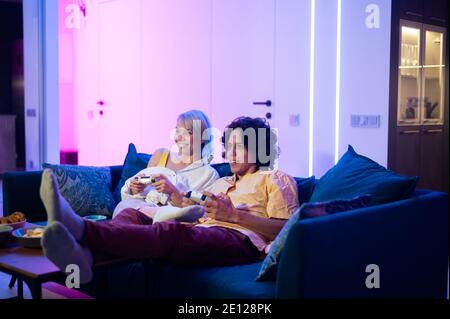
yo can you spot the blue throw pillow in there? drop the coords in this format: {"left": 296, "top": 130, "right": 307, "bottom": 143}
{"left": 42, "top": 163, "right": 116, "bottom": 217}
{"left": 309, "top": 145, "right": 419, "bottom": 205}
{"left": 255, "top": 195, "right": 372, "bottom": 281}
{"left": 294, "top": 176, "right": 316, "bottom": 205}
{"left": 211, "top": 163, "right": 232, "bottom": 178}
{"left": 113, "top": 143, "right": 151, "bottom": 203}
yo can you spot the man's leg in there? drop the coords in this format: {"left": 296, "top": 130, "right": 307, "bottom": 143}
{"left": 82, "top": 221, "right": 261, "bottom": 266}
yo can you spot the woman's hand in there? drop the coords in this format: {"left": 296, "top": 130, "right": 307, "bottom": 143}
{"left": 152, "top": 174, "right": 184, "bottom": 207}
{"left": 151, "top": 174, "right": 178, "bottom": 195}
{"left": 200, "top": 191, "right": 238, "bottom": 223}
{"left": 129, "top": 176, "right": 146, "bottom": 195}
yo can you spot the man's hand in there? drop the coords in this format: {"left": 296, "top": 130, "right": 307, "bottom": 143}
{"left": 181, "top": 192, "right": 196, "bottom": 207}
{"left": 200, "top": 191, "right": 238, "bottom": 223}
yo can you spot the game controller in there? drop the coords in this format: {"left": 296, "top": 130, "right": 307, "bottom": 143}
{"left": 184, "top": 190, "right": 212, "bottom": 204}
{"left": 135, "top": 175, "right": 157, "bottom": 184}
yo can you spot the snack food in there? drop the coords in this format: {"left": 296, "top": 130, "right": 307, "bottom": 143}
{"left": 23, "top": 227, "right": 44, "bottom": 238}
{"left": 0, "top": 211, "right": 26, "bottom": 225}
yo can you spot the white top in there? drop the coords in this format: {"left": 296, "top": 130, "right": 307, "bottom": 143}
{"left": 112, "top": 161, "right": 219, "bottom": 218}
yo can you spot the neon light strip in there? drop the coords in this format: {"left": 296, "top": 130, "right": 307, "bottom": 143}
{"left": 334, "top": 0, "right": 341, "bottom": 164}
{"left": 309, "top": 0, "right": 315, "bottom": 176}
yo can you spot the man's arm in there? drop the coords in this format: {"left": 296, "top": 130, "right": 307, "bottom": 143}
{"left": 232, "top": 209, "right": 287, "bottom": 241}
{"left": 201, "top": 192, "right": 288, "bottom": 242}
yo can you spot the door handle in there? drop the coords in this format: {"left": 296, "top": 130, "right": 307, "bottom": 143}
{"left": 400, "top": 130, "right": 420, "bottom": 134}
{"left": 253, "top": 100, "right": 272, "bottom": 107}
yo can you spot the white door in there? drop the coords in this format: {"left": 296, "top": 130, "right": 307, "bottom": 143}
{"left": 138, "top": 0, "right": 212, "bottom": 155}
{"left": 77, "top": 0, "right": 141, "bottom": 166}
{"left": 77, "top": 0, "right": 212, "bottom": 165}
{"left": 211, "top": 0, "right": 275, "bottom": 162}
{"left": 96, "top": 0, "right": 142, "bottom": 165}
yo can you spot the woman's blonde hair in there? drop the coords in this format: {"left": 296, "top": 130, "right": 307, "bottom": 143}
{"left": 177, "top": 109, "right": 213, "bottom": 163}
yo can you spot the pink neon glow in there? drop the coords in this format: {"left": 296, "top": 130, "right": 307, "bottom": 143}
{"left": 58, "top": 0, "right": 77, "bottom": 156}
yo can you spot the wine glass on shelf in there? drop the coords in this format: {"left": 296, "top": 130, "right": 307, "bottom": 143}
{"left": 412, "top": 45, "right": 418, "bottom": 66}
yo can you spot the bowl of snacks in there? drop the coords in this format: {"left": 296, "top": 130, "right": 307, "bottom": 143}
{"left": 0, "top": 211, "right": 27, "bottom": 230}
{"left": 12, "top": 226, "right": 45, "bottom": 248}
{"left": 0, "top": 225, "right": 13, "bottom": 246}
{"left": 83, "top": 215, "right": 107, "bottom": 222}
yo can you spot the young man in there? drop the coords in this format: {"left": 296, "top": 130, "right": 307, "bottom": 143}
{"left": 40, "top": 117, "right": 299, "bottom": 283}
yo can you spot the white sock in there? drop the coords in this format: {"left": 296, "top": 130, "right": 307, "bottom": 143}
{"left": 152, "top": 205, "right": 205, "bottom": 223}
{"left": 40, "top": 168, "right": 85, "bottom": 241}
{"left": 42, "top": 221, "right": 93, "bottom": 284}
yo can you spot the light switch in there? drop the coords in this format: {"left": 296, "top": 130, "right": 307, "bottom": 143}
{"left": 26, "top": 109, "right": 36, "bottom": 117}
{"left": 351, "top": 115, "right": 380, "bottom": 128}
{"left": 289, "top": 114, "right": 300, "bottom": 127}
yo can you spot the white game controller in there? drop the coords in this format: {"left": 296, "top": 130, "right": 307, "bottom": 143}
{"left": 135, "top": 175, "right": 157, "bottom": 185}
{"left": 184, "top": 190, "right": 212, "bottom": 204}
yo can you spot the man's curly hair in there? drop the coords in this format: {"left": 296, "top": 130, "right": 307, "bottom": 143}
{"left": 221, "top": 117, "right": 279, "bottom": 170}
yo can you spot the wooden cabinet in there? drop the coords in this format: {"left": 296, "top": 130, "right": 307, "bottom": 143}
{"left": 398, "top": 0, "right": 448, "bottom": 26}
{"left": 389, "top": 0, "right": 449, "bottom": 192}
{"left": 423, "top": 0, "right": 448, "bottom": 26}
{"left": 420, "top": 126, "right": 444, "bottom": 190}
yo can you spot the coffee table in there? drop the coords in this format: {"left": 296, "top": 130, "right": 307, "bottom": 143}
{"left": 0, "top": 222, "right": 150, "bottom": 299}
{"left": 0, "top": 222, "right": 62, "bottom": 299}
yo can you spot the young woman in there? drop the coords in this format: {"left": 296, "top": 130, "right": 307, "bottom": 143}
{"left": 113, "top": 109, "right": 219, "bottom": 221}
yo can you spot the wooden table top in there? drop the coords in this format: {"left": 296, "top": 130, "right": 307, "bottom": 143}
{"left": 1, "top": 222, "right": 140, "bottom": 282}
{"left": 0, "top": 222, "right": 62, "bottom": 280}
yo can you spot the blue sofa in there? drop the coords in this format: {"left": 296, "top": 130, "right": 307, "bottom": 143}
{"left": 2, "top": 164, "right": 449, "bottom": 299}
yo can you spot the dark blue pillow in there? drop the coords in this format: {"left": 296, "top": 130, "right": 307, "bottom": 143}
{"left": 294, "top": 176, "right": 316, "bottom": 205}
{"left": 211, "top": 163, "right": 232, "bottom": 178}
{"left": 113, "top": 143, "right": 151, "bottom": 203}
{"left": 309, "top": 145, "right": 419, "bottom": 205}
{"left": 256, "top": 195, "right": 371, "bottom": 281}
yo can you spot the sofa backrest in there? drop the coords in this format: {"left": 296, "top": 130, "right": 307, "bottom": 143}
{"left": 3, "top": 163, "right": 309, "bottom": 221}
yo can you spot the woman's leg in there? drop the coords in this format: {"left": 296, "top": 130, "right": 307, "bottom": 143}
{"left": 111, "top": 208, "right": 154, "bottom": 225}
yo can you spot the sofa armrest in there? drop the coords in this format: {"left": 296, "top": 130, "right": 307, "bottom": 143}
{"left": 2, "top": 171, "right": 46, "bottom": 222}
{"left": 276, "top": 191, "right": 449, "bottom": 299}
{"left": 2, "top": 166, "right": 124, "bottom": 222}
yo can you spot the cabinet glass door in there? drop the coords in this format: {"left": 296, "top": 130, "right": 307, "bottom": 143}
{"left": 422, "top": 27, "right": 446, "bottom": 125}
{"left": 398, "top": 23, "right": 422, "bottom": 125}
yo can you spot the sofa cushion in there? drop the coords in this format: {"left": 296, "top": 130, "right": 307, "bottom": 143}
{"left": 42, "top": 163, "right": 116, "bottom": 217}
{"left": 256, "top": 195, "right": 372, "bottom": 281}
{"left": 211, "top": 163, "right": 232, "bottom": 178}
{"left": 300, "top": 194, "right": 372, "bottom": 219}
{"left": 294, "top": 176, "right": 316, "bottom": 205}
{"left": 309, "top": 145, "right": 419, "bottom": 205}
{"left": 156, "top": 262, "right": 275, "bottom": 299}
{"left": 113, "top": 143, "right": 151, "bottom": 203}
